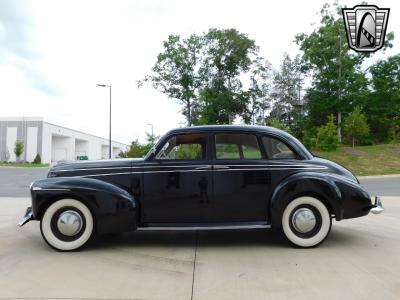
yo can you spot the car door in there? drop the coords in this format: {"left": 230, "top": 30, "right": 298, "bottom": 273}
{"left": 259, "top": 134, "right": 304, "bottom": 205}
{"left": 142, "top": 132, "right": 212, "bottom": 223}
{"left": 208, "top": 132, "right": 270, "bottom": 222}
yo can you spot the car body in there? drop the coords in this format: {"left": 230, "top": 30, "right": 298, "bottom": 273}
{"left": 19, "top": 125, "right": 384, "bottom": 251}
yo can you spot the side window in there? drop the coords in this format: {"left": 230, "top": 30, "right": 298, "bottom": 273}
{"left": 262, "top": 136, "right": 297, "bottom": 159}
{"left": 156, "top": 133, "right": 207, "bottom": 160}
{"left": 215, "top": 134, "right": 262, "bottom": 160}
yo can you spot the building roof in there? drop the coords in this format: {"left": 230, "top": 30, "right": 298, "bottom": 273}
{"left": 0, "top": 117, "right": 128, "bottom": 147}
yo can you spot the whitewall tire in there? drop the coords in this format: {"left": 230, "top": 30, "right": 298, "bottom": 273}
{"left": 40, "top": 199, "right": 94, "bottom": 251}
{"left": 281, "top": 196, "right": 331, "bottom": 248}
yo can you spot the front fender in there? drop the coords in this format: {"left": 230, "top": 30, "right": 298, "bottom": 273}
{"left": 270, "top": 172, "right": 343, "bottom": 229}
{"left": 30, "top": 177, "right": 137, "bottom": 234}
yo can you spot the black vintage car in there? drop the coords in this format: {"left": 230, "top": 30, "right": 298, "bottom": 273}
{"left": 19, "top": 125, "right": 383, "bottom": 251}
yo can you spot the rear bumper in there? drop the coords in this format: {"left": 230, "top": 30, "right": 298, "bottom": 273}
{"left": 18, "top": 206, "right": 33, "bottom": 227}
{"left": 370, "top": 196, "right": 384, "bottom": 214}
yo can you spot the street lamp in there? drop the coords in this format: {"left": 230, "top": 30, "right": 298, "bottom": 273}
{"left": 146, "top": 123, "right": 154, "bottom": 145}
{"left": 97, "top": 84, "right": 112, "bottom": 159}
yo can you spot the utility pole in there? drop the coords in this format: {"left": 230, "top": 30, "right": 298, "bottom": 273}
{"left": 337, "top": 33, "right": 342, "bottom": 143}
{"left": 97, "top": 84, "right": 112, "bottom": 158}
{"left": 146, "top": 123, "right": 154, "bottom": 145}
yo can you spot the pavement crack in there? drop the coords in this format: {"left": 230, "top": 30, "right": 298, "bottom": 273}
{"left": 190, "top": 230, "right": 198, "bottom": 300}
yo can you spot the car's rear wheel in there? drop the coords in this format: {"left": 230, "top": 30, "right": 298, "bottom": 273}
{"left": 40, "top": 199, "right": 94, "bottom": 251}
{"left": 281, "top": 196, "right": 332, "bottom": 248}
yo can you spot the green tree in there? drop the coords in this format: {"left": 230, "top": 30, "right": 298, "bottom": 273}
{"left": 14, "top": 140, "right": 24, "bottom": 161}
{"left": 265, "top": 117, "right": 291, "bottom": 134}
{"left": 33, "top": 154, "right": 41, "bottom": 164}
{"left": 119, "top": 140, "right": 148, "bottom": 158}
{"left": 270, "top": 54, "right": 304, "bottom": 123}
{"left": 199, "top": 28, "right": 260, "bottom": 124}
{"left": 316, "top": 115, "right": 338, "bottom": 151}
{"left": 119, "top": 130, "right": 160, "bottom": 158}
{"left": 269, "top": 53, "right": 306, "bottom": 138}
{"left": 367, "top": 54, "right": 400, "bottom": 142}
{"left": 142, "top": 28, "right": 272, "bottom": 126}
{"left": 145, "top": 131, "right": 159, "bottom": 147}
{"left": 343, "top": 106, "right": 370, "bottom": 148}
{"left": 139, "top": 34, "right": 203, "bottom": 126}
{"left": 243, "top": 57, "right": 273, "bottom": 125}
{"left": 295, "top": 2, "right": 393, "bottom": 141}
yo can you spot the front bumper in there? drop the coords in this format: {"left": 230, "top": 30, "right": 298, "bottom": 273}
{"left": 18, "top": 206, "right": 33, "bottom": 227}
{"left": 370, "top": 196, "right": 384, "bottom": 214}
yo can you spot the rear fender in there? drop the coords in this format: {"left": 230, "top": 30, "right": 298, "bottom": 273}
{"left": 270, "top": 172, "right": 343, "bottom": 229}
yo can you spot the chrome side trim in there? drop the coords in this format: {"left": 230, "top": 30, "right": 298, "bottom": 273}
{"left": 214, "top": 167, "right": 327, "bottom": 171}
{"left": 214, "top": 165, "right": 230, "bottom": 169}
{"left": 81, "top": 169, "right": 211, "bottom": 177}
{"left": 82, "top": 172, "right": 138, "bottom": 177}
{"left": 78, "top": 166, "right": 327, "bottom": 177}
{"left": 195, "top": 165, "right": 212, "bottom": 170}
{"left": 54, "top": 164, "right": 210, "bottom": 172}
{"left": 143, "top": 164, "right": 211, "bottom": 168}
{"left": 31, "top": 187, "right": 71, "bottom": 191}
{"left": 52, "top": 163, "right": 328, "bottom": 173}
{"left": 55, "top": 166, "right": 134, "bottom": 172}
{"left": 137, "top": 224, "right": 271, "bottom": 231}
{"left": 212, "top": 164, "right": 327, "bottom": 169}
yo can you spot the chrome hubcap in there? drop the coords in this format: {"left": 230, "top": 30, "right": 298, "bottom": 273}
{"left": 292, "top": 208, "right": 316, "bottom": 233}
{"left": 57, "top": 210, "right": 83, "bottom": 236}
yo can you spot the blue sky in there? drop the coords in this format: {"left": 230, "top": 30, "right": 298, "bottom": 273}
{"left": 0, "top": 0, "right": 398, "bottom": 143}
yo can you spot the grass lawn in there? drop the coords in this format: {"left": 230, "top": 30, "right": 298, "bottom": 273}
{"left": 314, "top": 144, "right": 400, "bottom": 176}
{"left": 0, "top": 162, "right": 49, "bottom": 168}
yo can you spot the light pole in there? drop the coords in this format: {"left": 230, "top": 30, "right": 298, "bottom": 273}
{"left": 97, "top": 84, "right": 112, "bottom": 159}
{"left": 146, "top": 123, "right": 154, "bottom": 145}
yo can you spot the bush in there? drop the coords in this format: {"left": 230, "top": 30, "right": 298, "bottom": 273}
{"left": 343, "top": 106, "right": 370, "bottom": 148}
{"left": 302, "top": 129, "right": 318, "bottom": 150}
{"left": 316, "top": 115, "right": 339, "bottom": 151}
{"left": 32, "top": 154, "right": 41, "bottom": 164}
{"left": 14, "top": 140, "right": 24, "bottom": 161}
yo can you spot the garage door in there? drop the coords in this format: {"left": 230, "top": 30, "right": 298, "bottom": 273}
{"left": 53, "top": 149, "right": 67, "bottom": 162}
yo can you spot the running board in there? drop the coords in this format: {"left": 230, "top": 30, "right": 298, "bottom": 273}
{"left": 137, "top": 222, "right": 271, "bottom": 231}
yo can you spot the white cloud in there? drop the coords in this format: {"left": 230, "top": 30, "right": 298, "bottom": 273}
{"left": 0, "top": 0, "right": 399, "bottom": 143}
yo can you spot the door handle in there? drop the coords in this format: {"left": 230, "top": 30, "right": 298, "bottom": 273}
{"left": 195, "top": 165, "right": 212, "bottom": 170}
{"left": 214, "top": 165, "right": 230, "bottom": 170}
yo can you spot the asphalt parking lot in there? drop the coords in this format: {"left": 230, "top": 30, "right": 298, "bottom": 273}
{"left": 0, "top": 168, "right": 400, "bottom": 299}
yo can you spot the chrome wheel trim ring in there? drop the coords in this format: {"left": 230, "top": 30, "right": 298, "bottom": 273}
{"left": 291, "top": 207, "right": 316, "bottom": 233}
{"left": 57, "top": 210, "right": 83, "bottom": 237}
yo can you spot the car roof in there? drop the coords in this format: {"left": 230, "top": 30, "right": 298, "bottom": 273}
{"left": 162, "top": 125, "right": 313, "bottom": 160}
{"left": 168, "top": 125, "right": 285, "bottom": 135}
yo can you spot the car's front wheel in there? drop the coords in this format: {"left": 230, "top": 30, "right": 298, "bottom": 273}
{"left": 281, "top": 196, "right": 332, "bottom": 248}
{"left": 40, "top": 199, "right": 94, "bottom": 251}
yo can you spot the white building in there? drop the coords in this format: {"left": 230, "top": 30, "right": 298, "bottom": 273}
{"left": 0, "top": 117, "right": 129, "bottom": 163}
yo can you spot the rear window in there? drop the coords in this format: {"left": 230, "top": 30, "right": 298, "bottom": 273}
{"left": 215, "top": 134, "right": 262, "bottom": 160}
{"left": 262, "top": 136, "right": 297, "bottom": 159}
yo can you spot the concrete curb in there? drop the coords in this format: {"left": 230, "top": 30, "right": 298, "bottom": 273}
{"left": 358, "top": 174, "right": 400, "bottom": 180}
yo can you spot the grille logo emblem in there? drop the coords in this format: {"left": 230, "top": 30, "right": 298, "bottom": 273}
{"left": 342, "top": 5, "right": 390, "bottom": 52}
